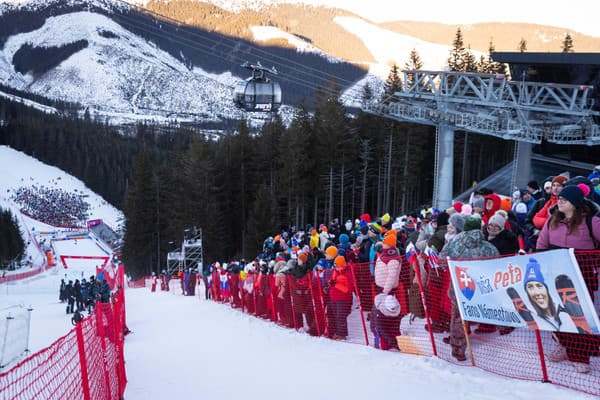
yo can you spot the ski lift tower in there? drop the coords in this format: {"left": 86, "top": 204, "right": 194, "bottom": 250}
{"left": 363, "top": 61, "right": 600, "bottom": 209}
{"left": 182, "top": 227, "right": 203, "bottom": 272}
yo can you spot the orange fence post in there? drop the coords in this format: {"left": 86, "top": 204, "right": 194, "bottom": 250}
{"left": 75, "top": 322, "right": 91, "bottom": 400}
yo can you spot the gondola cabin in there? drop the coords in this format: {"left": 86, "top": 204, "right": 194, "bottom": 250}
{"left": 233, "top": 62, "right": 282, "bottom": 112}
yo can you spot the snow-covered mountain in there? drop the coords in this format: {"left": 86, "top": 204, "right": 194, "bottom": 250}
{"left": 149, "top": 0, "right": 600, "bottom": 37}
{"left": 0, "top": 0, "right": 376, "bottom": 126}
{"left": 1, "top": 9, "right": 246, "bottom": 124}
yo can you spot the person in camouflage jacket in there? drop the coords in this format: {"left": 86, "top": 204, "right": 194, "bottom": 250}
{"left": 440, "top": 216, "right": 499, "bottom": 361}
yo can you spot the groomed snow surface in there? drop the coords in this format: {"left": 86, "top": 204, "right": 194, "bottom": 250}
{"left": 0, "top": 271, "right": 595, "bottom": 400}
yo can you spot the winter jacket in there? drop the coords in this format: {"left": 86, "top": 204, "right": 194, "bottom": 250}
{"left": 374, "top": 248, "right": 401, "bottom": 295}
{"left": 427, "top": 225, "right": 448, "bottom": 252}
{"left": 439, "top": 230, "right": 500, "bottom": 259}
{"left": 319, "top": 232, "right": 331, "bottom": 251}
{"left": 310, "top": 233, "right": 320, "bottom": 250}
{"left": 484, "top": 228, "right": 519, "bottom": 255}
{"left": 533, "top": 195, "right": 558, "bottom": 229}
{"left": 536, "top": 215, "right": 600, "bottom": 250}
{"left": 482, "top": 194, "right": 502, "bottom": 225}
{"left": 358, "top": 237, "right": 373, "bottom": 263}
{"left": 329, "top": 268, "right": 353, "bottom": 302}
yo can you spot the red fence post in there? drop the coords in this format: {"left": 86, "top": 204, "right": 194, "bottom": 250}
{"left": 314, "top": 271, "right": 329, "bottom": 337}
{"left": 412, "top": 258, "right": 438, "bottom": 356}
{"left": 113, "top": 290, "right": 127, "bottom": 399}
{"left": 307, "top": 273, "right": 321, "bottom": 336}
{"left": 287, "top": 275, "right": 299, "bottom": 330}
{"left": 95, "top": 303, "right": 112, "bottom": 400}
{"left": 534, "top": 329, "right": 550, "bottom": 382}
{"left": 75, "top": 322, "right": 91, "bottom": 400}
{"left": 348, "top": 263, "right": 369, "bottom": 346}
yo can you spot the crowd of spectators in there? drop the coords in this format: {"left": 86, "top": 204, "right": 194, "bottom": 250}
{"left": 201, "top": 165, "right": 600, "bottom": 375}
{"left": 11, "top": 186, "right": 90, "bottom": 228}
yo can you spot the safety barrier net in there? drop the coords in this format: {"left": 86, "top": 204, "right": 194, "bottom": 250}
{"left": 174, "top": 250, "right": 600, "bottom": 397}
{"left": 0, "top": 289, "right": 127, "bottom": 400}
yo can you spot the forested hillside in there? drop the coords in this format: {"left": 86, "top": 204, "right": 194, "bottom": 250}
{"left": 0, "top": 74, "right": 516, "bottom": 278}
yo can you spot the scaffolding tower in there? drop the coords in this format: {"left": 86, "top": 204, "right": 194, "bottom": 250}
{"left": 182, "top": 227, "right": 203, "bottom": 272}
{"left": 363, "top": 70, "right": 600, "bottom": 209}
{"left": 166, "top": 251, "right": 183, "bottom": 276}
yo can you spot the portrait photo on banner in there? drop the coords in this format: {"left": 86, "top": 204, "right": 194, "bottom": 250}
{"left": 448, "top": 249, "right": 600, "bottom": 334}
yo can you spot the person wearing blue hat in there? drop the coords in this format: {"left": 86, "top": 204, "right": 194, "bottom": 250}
{"left": 523, "top": 258, "right": 560, "bottom": 330}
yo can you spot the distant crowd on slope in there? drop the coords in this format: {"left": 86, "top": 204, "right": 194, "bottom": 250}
{"left": 10, "top": 185, "right": 90, "bottom": 228}
{"left": 176, "top": 165, "right": 600, "bottom": 374}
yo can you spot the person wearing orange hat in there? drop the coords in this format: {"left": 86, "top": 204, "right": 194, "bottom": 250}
{"left": 327, "top": 256, "right": 353, "bottom": 340}
{"left": 371, "top": 230, "right": 402, "bottom": 349}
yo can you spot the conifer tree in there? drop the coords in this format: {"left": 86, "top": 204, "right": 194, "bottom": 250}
{"left": 122, "top": 150, "right": 158, "bottom": 277}
{"left": 518, "top": 38, "right": 527, "bottom": 52}
{"left": 464, "top": 45, "right": 479, "bottom": 73}
{"left": 447, "top": 28, "right": 466, "bottom": 72}
{"left": 404, "top": 48, "right": 423, "bottom": 88}
{"left": 0, "top": 208, "right": 24, "bottom": 266}
{"left": 383, "top": 64, "right": 403, "bottom": 100}
{"left": 244, "top": 184, "right": 276, "bottom": 258}
{"left": 562, "top": 33, "right": 574, "bottom": 53}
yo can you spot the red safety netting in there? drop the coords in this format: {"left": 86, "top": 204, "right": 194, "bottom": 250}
{"left": 0, "top": 264, "right": 52, "bottom": 284}
{"left": 200, "top": 251, "right": 600, "bottom": 396}
{"left": 0, "top": 289, "right": 127, "bottom": 400}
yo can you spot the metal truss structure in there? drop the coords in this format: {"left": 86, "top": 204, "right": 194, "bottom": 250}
{"left": 182, "top": 227, "right": 203, "bottom": 272}
{"left": 363, "top": 70, "right": 600, "bottom": 208}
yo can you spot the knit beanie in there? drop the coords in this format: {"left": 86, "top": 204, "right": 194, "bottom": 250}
{"left": 339, "top": 233, "right": 349, "bottom": 244}
{"left": 552, "top": 175, "right": 568, "bottom": 186}
{"left": 383, "top": 230, "right": 397, "bottom": 247}
{"left": 461, "top": 204, "right": 472, "bottom": 216}
{"left": 334, "top": 255, "right": 346, "bottom": 269}
{"left": 297, "top": 252, "right": 308, "bottom": 265}
{"left": 463, "top": 215, "right": 482, "bottom": 231}
{"left": 523, "top": 258, "right": 544, "bottom": 288}
{"left": 449, "top": 213, "right": 465, "bottom": 233}
{"left": 434, "top": 211, "right": 450, "bottom": 227}
{"left": 325, "top": 245, "right": 338, "bottom": 259}
{"left": 381, "top": 213, "right": 391, "bottom": 224}
{"left": 558, "top": 185, "right": 584, "bottom": 208}
{"left": 488, "top": 213, "right": 506, "bottom": 229}
{"left": 472, "top": 196, "right": 484, "bottom": 209}
{"left": 369, "top": 222, "right": 382, "bottom": 234}
{"left": 577, "top": 183, "right": 591, "bottom": 197}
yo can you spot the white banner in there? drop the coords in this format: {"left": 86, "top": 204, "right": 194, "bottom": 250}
{"left": 448, "top": 249, "right": 600, "bottom": 334}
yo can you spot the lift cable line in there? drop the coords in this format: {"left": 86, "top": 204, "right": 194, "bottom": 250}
{"left": 108, "top": 0, "right": 369, "bottom": 100}
{"left": 103, "top": 8, "right": 368, "bottom": 109}
{"left": 364, "top": 69, "right": 600, "bottom": 209}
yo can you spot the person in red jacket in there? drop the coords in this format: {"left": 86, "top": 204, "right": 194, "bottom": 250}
{"left": 328, "top": 256, "right": 354, "bottom": 340}
{"left": 482, "top": 193, "right": 502, "bottom": 225}
{"left": 533, "top": 175, "right": 568, "bottom": 230}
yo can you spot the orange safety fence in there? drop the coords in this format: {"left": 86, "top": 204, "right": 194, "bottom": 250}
{"left": 0, "top": 289, "right": 127, "bottom": 400}
{"left": 196, "top": 251, "right": 600, "bottom": 397}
